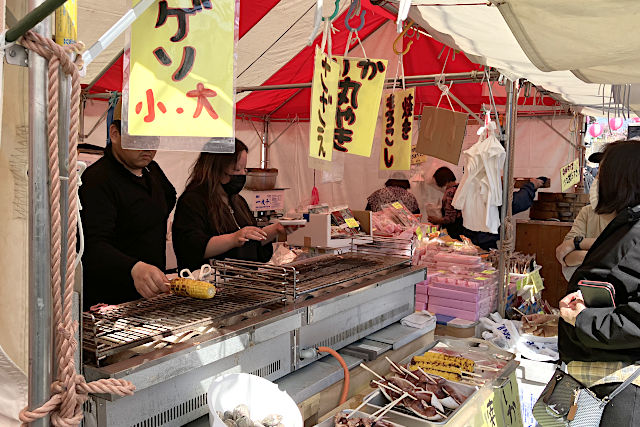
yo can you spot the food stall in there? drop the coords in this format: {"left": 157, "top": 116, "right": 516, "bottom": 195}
{"left": 7, "top": 0, "right": 636, "bottom": 426}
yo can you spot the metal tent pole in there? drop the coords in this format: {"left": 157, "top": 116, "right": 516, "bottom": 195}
{"left": 27, "top": 0, "right": 52, "bottom": 425}
{"left": 260, "top": 119, "right": 270, "bottom": 169}
{"left": 497, "top": 79, "right": 518, "bottom": 316}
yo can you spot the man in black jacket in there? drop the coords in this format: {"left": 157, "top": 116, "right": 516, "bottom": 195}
{"left": 79, "top": 100, "right": 176, "bottom": 310}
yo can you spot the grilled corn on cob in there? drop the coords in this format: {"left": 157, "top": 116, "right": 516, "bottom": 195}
{"left": 169, "top": 278, "right": 216, "bottom": 299}
{"left": 412, "top": 351, "right": 475, "bottom": 372}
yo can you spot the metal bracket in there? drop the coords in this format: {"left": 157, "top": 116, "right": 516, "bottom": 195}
{"left": 5, "top": 43, "right": 28, "bottom": 67}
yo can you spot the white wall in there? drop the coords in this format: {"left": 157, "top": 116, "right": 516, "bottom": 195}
{"left": 82, "top": 99, "right": 574, "bottom": 216}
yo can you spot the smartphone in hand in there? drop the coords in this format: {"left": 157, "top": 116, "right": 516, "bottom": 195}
{"left": 578, "top": 280, "right": 616, "bottom": 308}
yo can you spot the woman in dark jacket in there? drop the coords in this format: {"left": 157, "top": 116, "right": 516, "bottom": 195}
{"left": 558, "top": 141, "right": 640, "bottom": 425}
{"left": 172, "top": 139, "right": 284, "bottom": 271}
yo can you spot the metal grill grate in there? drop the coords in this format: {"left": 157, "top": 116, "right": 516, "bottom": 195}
{"left": 214, "top": 252, "right": 410, "bottom": 299}
{"left": 83, "top": 287, "right": 284, "bottom": 364}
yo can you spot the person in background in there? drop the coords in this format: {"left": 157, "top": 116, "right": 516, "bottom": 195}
{"left": 172, "top": 139, "right": 286, "bottom": 271}
{"left": 428, "top": 167, "right": 465, "bottom": 239}
{"left": 556, "top": 151, "right": 611, "bottom": 280}
{"left": 465, "top": 176, "right": 548, "bottom": 249}
{"left": 559, "top": 141, "right": 640, "bottom": 425}
{"left": 428, "top": 166, "right": 547, "bottom": 246}
{"left": 366, "top": 172, "right": 420, "bottom": 214}
{"left": 79, "top": 99, "right": 176, "bottom": 310}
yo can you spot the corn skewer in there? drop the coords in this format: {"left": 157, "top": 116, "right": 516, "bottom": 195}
{"left": 168, "top": 277, "right": 216, "bottom": 299}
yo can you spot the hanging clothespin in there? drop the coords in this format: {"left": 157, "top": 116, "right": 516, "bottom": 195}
{"left": 477, "top": 111, "right": 496, "bottom": 138}
{"left": 307, "top": 0, "right": 341, "bottom": 46}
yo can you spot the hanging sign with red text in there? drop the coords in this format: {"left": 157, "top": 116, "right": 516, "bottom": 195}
{"left": 127, "top": 0, "right": 236, "bottom": 139}
{"left": 309, "top": 47, "right": 340, "bottom": 163}
{"left": 333, "top": 56, "right": 388, "bottom": 157}
{"left": 379, "top": 88, "right": 414, "bottom": 171}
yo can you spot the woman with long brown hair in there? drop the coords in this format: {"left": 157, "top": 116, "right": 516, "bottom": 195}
{"left": 172, "top": 139, "right": 284, "bottom": 271}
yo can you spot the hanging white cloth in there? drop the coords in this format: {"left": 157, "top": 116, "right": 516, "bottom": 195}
{"left": 452, "top": 122, "right": 505, "bottom": 234}
{"left": 0, "top": 344, "right": 27, "bottom": 426}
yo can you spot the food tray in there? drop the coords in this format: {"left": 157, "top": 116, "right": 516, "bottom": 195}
{"left": 315, "top": 410, "right": 401, "bottom": 427}
{"left": 364, "top": 338, "right": 517, "bottom": 426}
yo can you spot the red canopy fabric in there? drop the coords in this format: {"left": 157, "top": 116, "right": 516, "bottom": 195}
{"left": 83, "top": 1, "right": 558, "bottom": 118}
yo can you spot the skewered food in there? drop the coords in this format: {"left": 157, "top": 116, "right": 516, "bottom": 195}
{"left": 169, "top": 277, "right": 216, "bottom": 299}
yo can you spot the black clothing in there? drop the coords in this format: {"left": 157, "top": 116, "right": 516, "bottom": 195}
{"left": 559, "top": 205, "right": 640, "bottom": 363}
{"left": 79, "top": 146, "right": 176, "bottom": 310}
{"left": 172, "top": 185, "right": 273, "bottom": 271}
{"left": 591, "top": 383, "right": 640, "bottom": 426}
{"left": 464, "top": 182, "right": 538, "bottom": 249}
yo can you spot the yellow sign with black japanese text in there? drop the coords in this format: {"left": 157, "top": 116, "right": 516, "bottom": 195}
{"left": 55, "top": 0, "right": 77, "bottom": 46}
{"left": 561, "top": 158, "right": 580, "bottom": 192}
{"left": 333, "top": 56, "right": 388, "bottom": 157}
{"left": 379, "top": 88, "right": 414, "bottom": 170}
{"left": 309, "top": 48, "right": 339, "bottom": 163}
{"left": 128, "top": 0, "right": 235, "bottom": 138}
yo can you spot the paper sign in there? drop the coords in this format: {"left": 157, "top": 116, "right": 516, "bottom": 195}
{"left": 392, "top": 202, "right": 403, "bottom": 209}
{"left": 333, "top": 56, "right": 388, "bottom": 157}
{"left": 309, "top": 48, "right": 339, "bottom": 162}
{"left": 128, "top": 0, "right": 235, "bottom": 137}
{"left": 530, "top": 270, "right": 544, "bottom": 293}
{"left": 560, "top": 158, "right": 580, "bottom": 192}
{"left": 55, "top": 0, "right": 77, "bottom": 46}
{"left": 380, "top": 88, "right": 414, "bottom": 171}
{"left": 479, "top": 372, "right": 522, "bottom": 427}
{"left": 345, "top": 217, "right": 359, "bottom": 228}
{"left": 411, "top": 145, "right": 427, "bottom": 165}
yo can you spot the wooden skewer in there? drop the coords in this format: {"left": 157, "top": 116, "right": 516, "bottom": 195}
{"left": 346, "top": 393, "right": 378, "bottom": 419}
{"left": 373, "top": 392, "right": 409, "bottom": 422}
{"left": 372, "top": 380, "right": 417, "bottom": 400}
{"left": 476, "top": 364, "right": 500, "bottom": 372}
{"left": 360, "top": 363, "right": 386, "bottom": 381}
{"left": 386, "top": 356, "right": 419, "bottom": 381}
{"left": 373, "top": 380, "right": 403, "bottom": 395}
{"left": 417, "top": 367, "right": 438, "bottom": 382}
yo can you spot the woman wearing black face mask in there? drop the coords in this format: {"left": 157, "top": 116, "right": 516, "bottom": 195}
{"left": 172, "top": 138, "right": 285, "bottom": 271}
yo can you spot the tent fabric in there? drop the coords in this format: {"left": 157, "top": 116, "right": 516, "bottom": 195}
{"left": 407, "top": 1, "right": 621, "bottom": 113}
{"left": 496, "top": 0, "right": 640, "bottom": 84}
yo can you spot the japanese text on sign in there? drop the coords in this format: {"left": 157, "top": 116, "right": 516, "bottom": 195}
{"left": 333, "top": 56, "right": 388, "bottom": 157}
{"left": 379, "top": 88, "right": 414, "bottom": 170}
{"left": 309, "top": 48, "right": 339, "bottom": 162}
{"left": 560, "top": 158, "right": 580, "bottom": 192}
{"left": 128, "top": 0, "right": 235, "bottom": 138}
{"left": 411, "top": 145, "right": 427, "bottom": 164}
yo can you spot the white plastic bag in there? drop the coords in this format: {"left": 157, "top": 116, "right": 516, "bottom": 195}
{"left": 208, "top": 373, "right": 302, "bottom": 427}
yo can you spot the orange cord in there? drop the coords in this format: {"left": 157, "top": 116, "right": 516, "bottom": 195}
{"left": 318, "top": 346, "right": 350, "bottom": 405}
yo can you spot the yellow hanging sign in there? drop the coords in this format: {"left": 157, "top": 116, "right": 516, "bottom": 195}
{"left": 411, "top": 145, "right": 427, "bottom": 165}
{"left": 128, "top": 0, "right": 235, "bottom": 138}
{"left": 560, "top": 158, "right": 580, "bottom": 192}
{"left": 333, "top": 56, "right": 388, "bottom": 157}
{"left": 55, "top": 0, "right": 77, "bottom": 46}
{"left": 379, "top": 88, "right": 414, "bottom": 171}
{"left": 309, "top": 48, "right": 339, "bottom": 162}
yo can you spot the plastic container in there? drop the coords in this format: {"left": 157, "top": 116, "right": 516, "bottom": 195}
{"left": 245, "top": 168, "right": 278, "bottom": 190}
